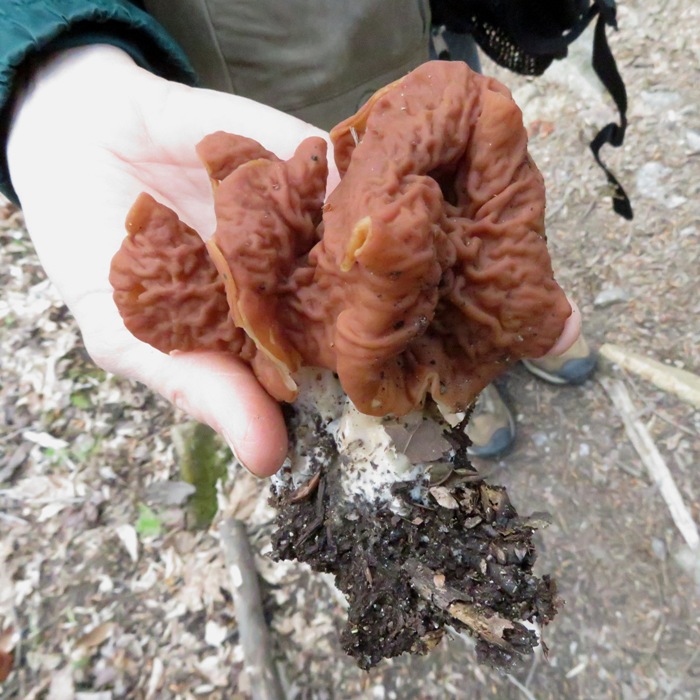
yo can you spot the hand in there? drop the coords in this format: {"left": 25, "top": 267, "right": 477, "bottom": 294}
{"left": 7, "top": 45, "right": 335, "bottom": 476}
{"left": 540, "top": 295, "right": 582, "bottom": 358}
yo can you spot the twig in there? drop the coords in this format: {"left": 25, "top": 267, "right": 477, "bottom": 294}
{"left": 219, "top": 518, "right": 285, "bottom": 700}
{"left": 506, "top": 673, "right": 539, "bottom": 700}
{"left": 601, "top": 378, "right": 700, "bottom": 550}
{"left": 653, "top": 409, "right": 699, "bottom": 437}
{"left": 406, "top": 558, "right": 521, "bottom": 654}
{"left": 600, "top": 344, "right": 700, "bottom": 409}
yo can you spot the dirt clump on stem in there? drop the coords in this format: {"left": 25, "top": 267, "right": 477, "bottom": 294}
{"left": 270, "top": 403, "right": 559, "bottom": 670}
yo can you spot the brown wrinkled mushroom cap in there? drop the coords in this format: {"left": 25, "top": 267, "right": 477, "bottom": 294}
{"left": 110, "top": 61, "right": 571, "bottom": 416}
{"left": 299, "top": 61, "right": 570, "bottom": 414}
{"left": 201, "top": 136, "right": 328, "bottom": 402}
{"left": 109, "top": 192, "right": 247, "bottom": 355}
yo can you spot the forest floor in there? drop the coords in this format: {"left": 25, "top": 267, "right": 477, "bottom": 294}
{"left": 1, "top": 1, "right": 699, "bottom": 698}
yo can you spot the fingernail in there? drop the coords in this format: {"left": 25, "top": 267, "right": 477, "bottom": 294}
{"left": 223, "top": 433, "right": 250, "bottom": 472}
{"left": 543, "top": 298, "right": 581, "bottom": 357}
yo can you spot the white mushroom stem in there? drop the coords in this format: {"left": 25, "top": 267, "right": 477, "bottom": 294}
{"left": 271, "top": 369, "right": 463, "bottom": 510}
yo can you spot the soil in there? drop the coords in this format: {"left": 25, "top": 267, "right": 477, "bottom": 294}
{"left": 1, "top": 1, "right": 700, "bottom": 698}
{"left": 271, "top": 408, "right": 558, "bottom": 671}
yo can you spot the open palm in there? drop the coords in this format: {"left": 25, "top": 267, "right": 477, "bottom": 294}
{"left": 8, "top": 45, "right": 336, "bottom": 475}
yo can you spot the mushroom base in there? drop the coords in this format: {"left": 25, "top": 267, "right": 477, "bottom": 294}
{"left": 270, "top": 397, "right": 560, "bottom": 670}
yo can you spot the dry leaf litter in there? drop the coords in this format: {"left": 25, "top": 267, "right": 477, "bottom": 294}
{"left": 2, "top": 0, "right": 700, "bottom": 697}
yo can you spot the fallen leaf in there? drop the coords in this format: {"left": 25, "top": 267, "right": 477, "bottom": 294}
{"left": 0, "top": 626, "right": 19, "bottom": 654}
{"left": 0, "top": 442, "right": 31, "bottom": 482}
{"left": 144, "top": 480, "right": 196, "bottom": 506}
{"left": 146, "top": 658, "right": 164, "bottom": 700}
{"left": 204, "top": 620, "right": 228, "bottom": 647}
{"left": 47, "top": 666, "right": 75, "bottom": 700}
{"left": 74, "top": 622, "right": 115, "bottom": 652}
{"left": 22, "top": 430, "right": 69, "bottom": 450}
{"left": 385, "top": 415, "right": 452, "bottom": 463}
{"left": 115, "top": 524, "right": 139, "bottom": 562}
{"left": 197, "top": 655, "right": 229, "bottom": 687}
{"left": 429, "top": 486, "right": 459, "bottom": 509}
{"left": 218, "top": 467, "right": 266, "bottom": 522}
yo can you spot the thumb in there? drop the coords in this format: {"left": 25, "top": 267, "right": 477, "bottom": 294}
{"left": 539, "top": 295, "right": 582, "bottom": 358}
{"left": 155, "top": 351, "right": 289, "bottom": 477}
{"left": 83, "top": 315, "right": 289, "bottom": 476}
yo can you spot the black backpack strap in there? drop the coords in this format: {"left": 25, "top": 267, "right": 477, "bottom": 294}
{"left": 430, "top": 0, "right": 633, "bottom": 220}
{"left": 513, "top": 1, "right": 633, "bottom": 219}
{"left": 590, "top": 4, "right": 633, "bottom": 219}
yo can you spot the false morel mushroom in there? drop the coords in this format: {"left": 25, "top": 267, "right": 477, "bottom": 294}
{"left": 111, "top": 60, "right": 570, "bottom": 415}
{"left": 110, "top": 60, "right": 568, "bottom": 669}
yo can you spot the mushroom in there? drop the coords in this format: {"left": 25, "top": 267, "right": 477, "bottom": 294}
{"left": 110, "top": 61, "right": 569, "bottom": 669}
{"left": 111, "top": 60, "right": 570, "bottom": 417}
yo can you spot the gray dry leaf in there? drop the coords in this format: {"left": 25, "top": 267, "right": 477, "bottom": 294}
{"left": 594, "top": 286, "right": 630, "bottom": 307}
{"left": 47, "top": 666, "right": 75, "bottom": 700}
{"left": 144, "top": 479, "right": 196, "bottom": 506}
{"left": 429, "top": 486, "right": 460, "bottom": 509}
{"left": 0, "top": 442, "right": 31, "bottom": 482}
{"left": 73, "top": 622, "right": 115, "bottom": 654}
{"left": 384, "top": 414, "right": 452, "bottom": 463}
{"left": 217, "top": 464, "right": 269, "bottom": 522}
{"left": 114, "top": 524, "right": 139, "bottom": 563}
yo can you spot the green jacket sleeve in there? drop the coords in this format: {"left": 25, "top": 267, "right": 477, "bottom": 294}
{"left": 0, "top": 0, "right": 199, "bottom": 205}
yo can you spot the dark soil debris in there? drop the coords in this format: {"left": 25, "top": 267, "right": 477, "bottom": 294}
{"left": 270, "top": 416, "right": 560, "bottom": 670}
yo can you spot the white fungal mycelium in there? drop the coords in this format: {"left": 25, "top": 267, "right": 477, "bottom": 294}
{"left": 273, "top": 369, "right": 466, "bottom": 510}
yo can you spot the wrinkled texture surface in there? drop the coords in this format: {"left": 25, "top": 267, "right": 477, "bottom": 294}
{"left": 202, "top": 136, "right": 328, "bottom": 403}
{"left": 111, "top": 61, "right": 570, "bottom": 415}
{"left": 110, "top": 193, "right": 247, "bottom": 355}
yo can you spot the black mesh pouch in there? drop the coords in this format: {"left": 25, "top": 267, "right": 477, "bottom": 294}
{"left": 431, "top": 0, "right": 633, "bottom": 220}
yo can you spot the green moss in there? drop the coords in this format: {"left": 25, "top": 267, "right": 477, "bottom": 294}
{"left": 173, "top": 423, "right": 231, "bottom": 529}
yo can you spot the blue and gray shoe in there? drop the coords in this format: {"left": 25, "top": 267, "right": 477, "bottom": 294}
{"left": 522, "top": 335, "right": 597, "bottom": 385}
{"left": 465, "top": 384, "right": 516, "bottom": 459}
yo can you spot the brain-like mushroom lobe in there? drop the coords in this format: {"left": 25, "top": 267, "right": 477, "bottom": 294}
{"left": 302, "top": 62, "right": 571, "bottom": 414}
{"left": 201, "top": 136, "right": 328, "bottom": 402}
{"left": 109, "top": 192, "right": 247, "bottom": 355}
{"left": 110, "top": 61, "right": 571, "bottom": 416}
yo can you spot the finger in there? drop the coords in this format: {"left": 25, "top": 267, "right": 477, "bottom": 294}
{"left": 541, "top": 296, "right": 582, "bottom": 358}
{"left": 157, "top": 351, "right": 289, "bottom": 477}
{"left": 89, "top": 337, "right": 288, "bottom": 476}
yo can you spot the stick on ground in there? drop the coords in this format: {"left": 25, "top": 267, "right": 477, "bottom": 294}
{"left": 600, "top": 344, "right": 700, "bottom": 409}
{"left": 407, "top": 558, "right": 522, "bottom": 654}
{"left": 601, "top": 377, "right": 700, "bottom": 550}
{"left": 219, "top": 518, "right": 285, "bottom": 700}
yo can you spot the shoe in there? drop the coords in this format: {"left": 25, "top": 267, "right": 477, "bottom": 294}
{"left": 465, "top": 384, "right": 516, "bottom": 459}
{"left": 522, "top": 334, "right": 597, "bottom": 385}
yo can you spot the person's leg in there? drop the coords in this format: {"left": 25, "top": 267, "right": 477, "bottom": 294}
{"left": 465, "top": 384, "right": 516, "bottom": 458}
{"left": 465, "top": 338, "right": 598, "bottom": 458}
{"left": 430, "top": 26, "right": 482, "bottom": 71}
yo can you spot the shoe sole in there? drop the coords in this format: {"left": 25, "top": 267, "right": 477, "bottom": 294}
{"left": 522, "top": 357, "right": 597, "bottom": 386}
